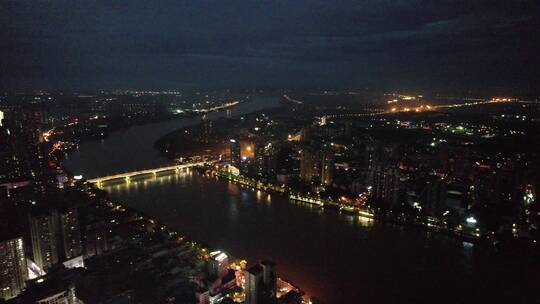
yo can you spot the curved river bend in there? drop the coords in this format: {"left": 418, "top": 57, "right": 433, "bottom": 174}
{"left": 65, "top": 97, "right": 538, "bottom": 303}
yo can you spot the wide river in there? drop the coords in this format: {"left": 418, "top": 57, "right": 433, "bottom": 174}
{"left": 65, "top": 97, "right": 538, "bottom": 303}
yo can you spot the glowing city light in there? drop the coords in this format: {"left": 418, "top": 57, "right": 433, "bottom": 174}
{"left": 466, "top": 217, "right": 477, "bottom": 224}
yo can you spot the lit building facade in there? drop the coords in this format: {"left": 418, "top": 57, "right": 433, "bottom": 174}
{"left": 208, "top": 250, "right": 229, "bottom": 279}
{"left": 230, "top": 139, "right": 241, "bottom": 167}
{"left": 29, "top": 210, "right": 59, "bottom": 271}
{"left": 370, "top": 165, "right": 400, "bottom": 209}
{"left": 0, "top": 236, "right": 27, "bottom": 300}
{"left": 320, "top": 152, "right": 334, "bottom": 186}
{"left": 59, "top": 208, "right": 82, "bottom": 260}
{"left": 300, "top": 147, "right": 318, "bottom": 183}
{"left": 300, "top": 148, "right": 334, "bottom": 186}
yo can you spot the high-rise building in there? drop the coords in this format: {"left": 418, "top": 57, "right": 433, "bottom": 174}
{"left": 208, "top": 250, "right": 229, "bottom": 279}
{"left": 245, "top": 264, "right": 264, "bottom": 304}
{"left": 0, "top": 126, "right": 31, "bottom": 183}
{"left": 370, "top": 165, "right": 400, "bottom": 210}
{"left": 423, "top": 176, "right": 447, "bottom": 217}
{"left": 82, "top": 220, "right": 109, "bottom": 257}
{"left": 59, "top": 208, "right": 82, "bottom": 260}
{"left": 254, "top": 141, "right": 271, "bottom": 177}
{"left": 29, "top": 209, "right": 59, "bottom": 271}
{"left": 320, "top": 152, "right": 334, "bottom": 186}
{"left": 0, "top": 107, "right": 52, "bottom": 187}
{"left": 230, "top": 139, "right": 241, "bottom": 167}
{"left": 300, "top": 148, "right": 334, "bottom": 186}
{"left": 260, "top": 260, "right": 277, "bottom": 299}
{"left": 244, "top": 261, "right": 277, "bottom": 304}
{"left": 300, "top": 126, "right": 312, "bottom": 142}
{"left": 29, "top": 205, "right": 83, "bottom": 269}
{"left": 364, "top": 140, "right": 380, "bottom": 171}
{"left": 0, "top": 235, "right": 27, "bottom": 300}
{"left": 273, "top": 144, "right": 294, "bottom": 176}
{"left": 202, "top": 116, "right": 213, "bottom": 143}
{"left": 299, "top": 147, "right": 318, "bottom": 183}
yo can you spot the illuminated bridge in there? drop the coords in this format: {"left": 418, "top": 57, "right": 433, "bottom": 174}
{"left": 87, "top": 161, "right": 217, "bottom": 185}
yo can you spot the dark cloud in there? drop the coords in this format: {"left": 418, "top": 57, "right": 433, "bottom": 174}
{"left": 1, "top": 0, "right": 539, "bottom": 94}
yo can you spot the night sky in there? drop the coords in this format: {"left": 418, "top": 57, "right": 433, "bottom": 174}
{"left": 1, "top": 0, "right": 539, "bottom": 94}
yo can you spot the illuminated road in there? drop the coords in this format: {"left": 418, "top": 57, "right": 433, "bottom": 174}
{"left": 322, "top": 98, "right": 529, "bottom": 119}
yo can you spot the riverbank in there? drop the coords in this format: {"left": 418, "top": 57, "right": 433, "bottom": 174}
{"left": 209, "top": 168, "right": 495, "bottom": 245}
{"left": 97, "top": 162, "right": 540, "bottom": 304}
{"left": 64, "top": 95, "right": 280, "bottom": 179}
{"left": 87, "top": 182, "right": 308, "bottom": 303}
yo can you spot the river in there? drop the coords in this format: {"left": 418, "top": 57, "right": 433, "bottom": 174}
{"left": 64, "top": 96, "right": 538, "bottom": 303}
